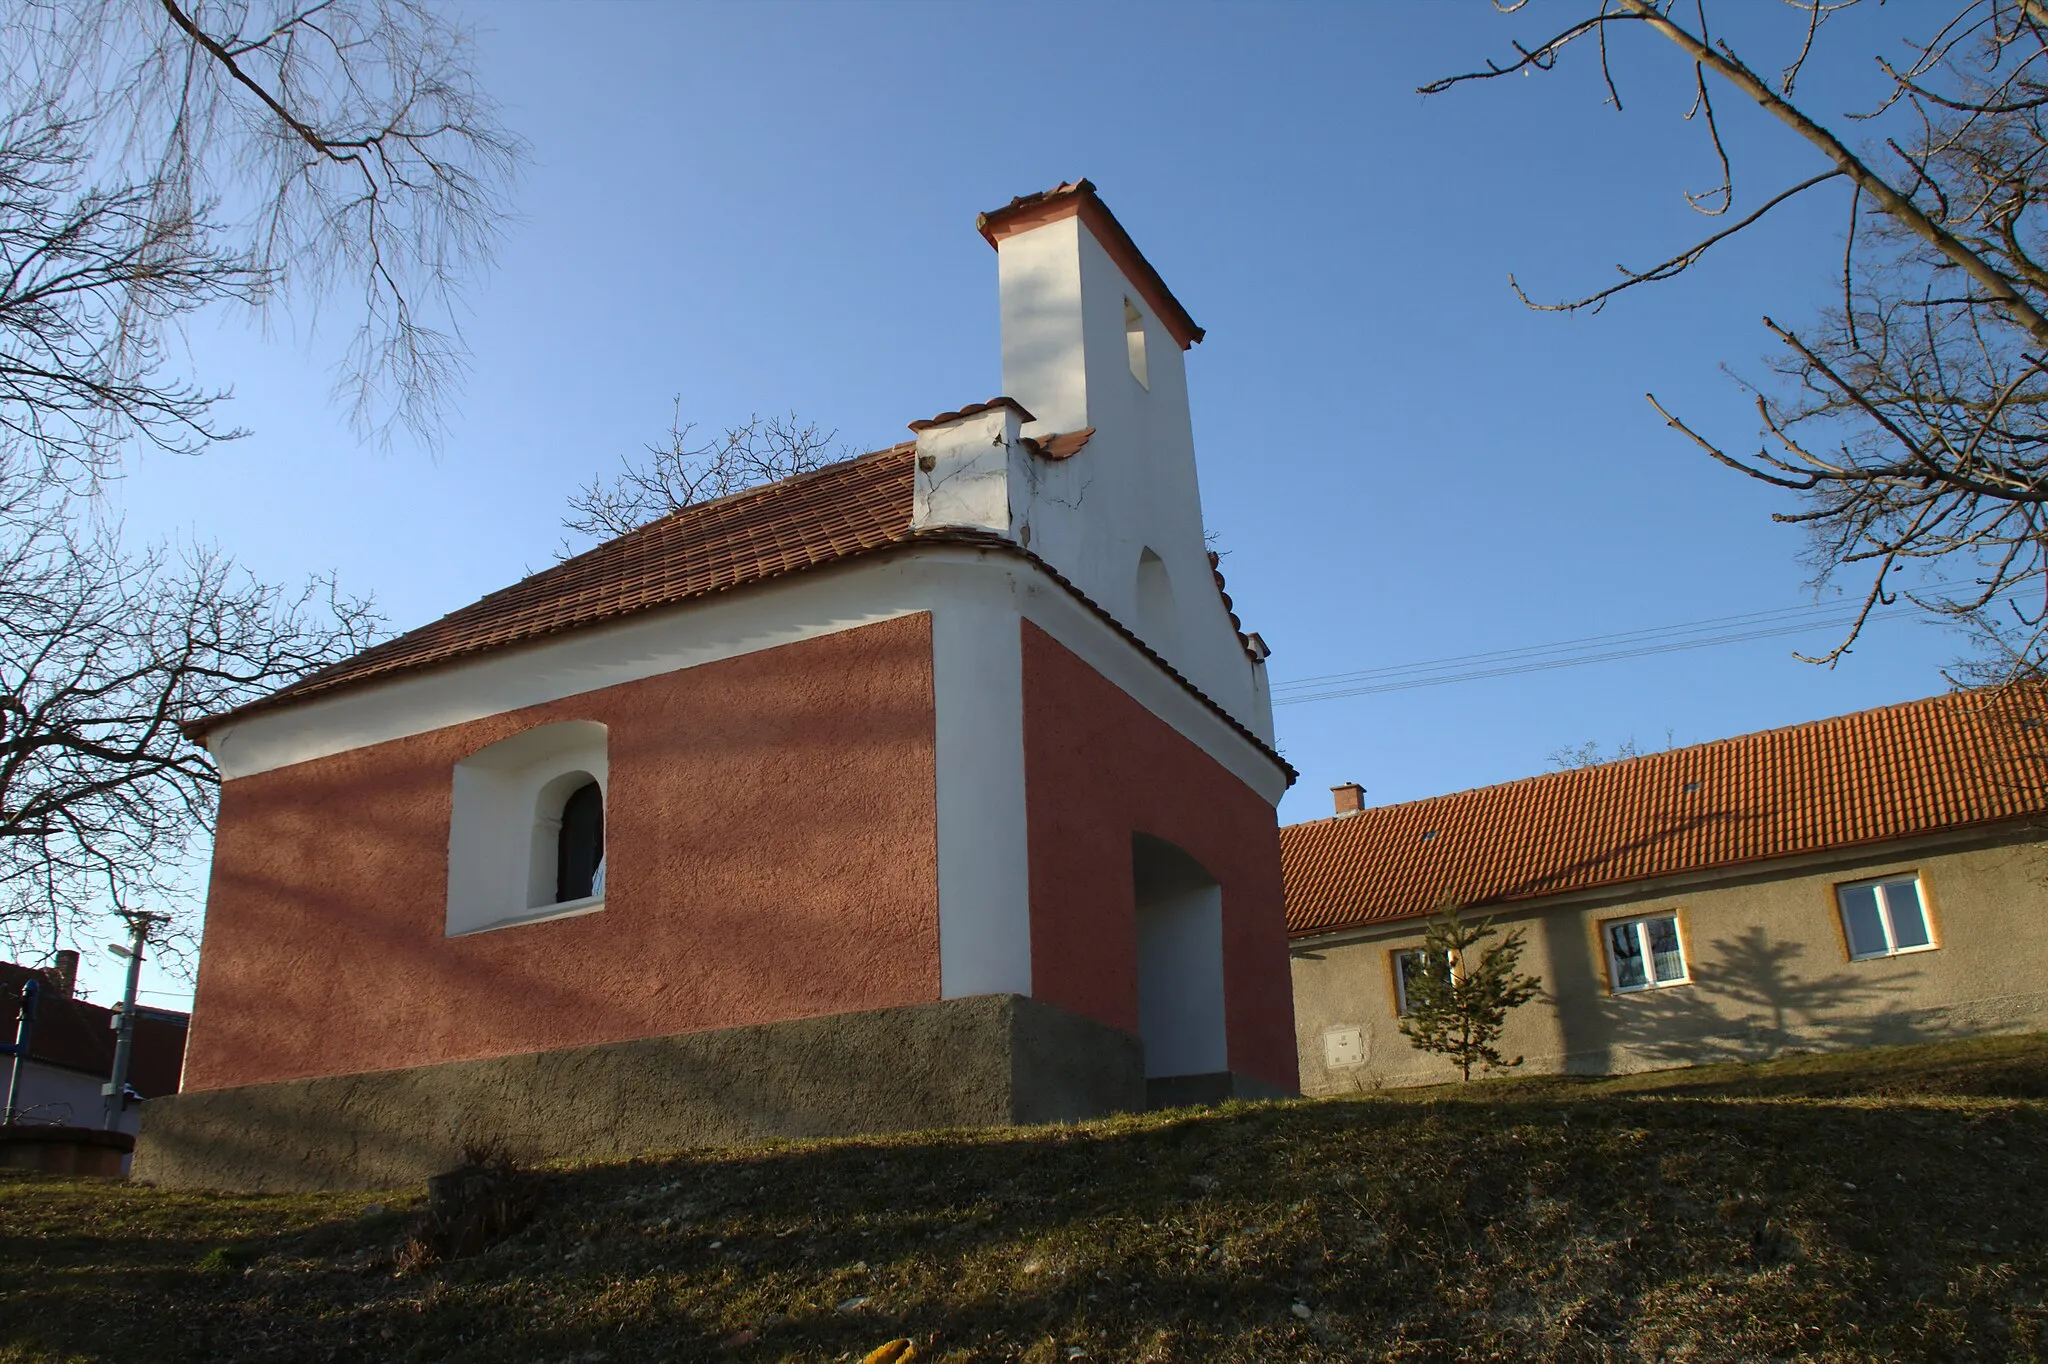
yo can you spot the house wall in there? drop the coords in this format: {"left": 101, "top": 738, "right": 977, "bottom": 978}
{"left": 1290, "top": 825, "right": 2048, "bottom": 1092}
{"left": 183, "top": 613, "right": 939, "bottom": 1091}
{"left": 1023, "top": 622, "right": 1298, "bottom": 1094}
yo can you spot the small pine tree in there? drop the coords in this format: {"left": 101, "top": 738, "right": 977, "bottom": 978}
{"left": 1397, "top": 904, "right": 1543, "bottom": 1081}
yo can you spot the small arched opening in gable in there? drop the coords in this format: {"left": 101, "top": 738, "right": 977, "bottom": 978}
{"left": 1135, "top": 547, "right": 1178, "bottom": 659}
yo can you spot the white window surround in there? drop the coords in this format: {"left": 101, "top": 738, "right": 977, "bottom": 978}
{"left": 1605, "top": 913, "right": 1689, "bottom": 993}
{"left": 446, "top": 720, "right": 608, "bottom": 937}
{"left": 1836, "top": 874, "right": 1937, "bottom": 960}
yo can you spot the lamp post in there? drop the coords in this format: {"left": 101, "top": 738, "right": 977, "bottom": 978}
{"left": 103, "top": 911, "right": 166, "bottom": 1131}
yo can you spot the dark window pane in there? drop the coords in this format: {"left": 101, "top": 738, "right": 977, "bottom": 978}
{"left": 1609, "top": 922, "right": 1647, "bottom": 989}
{"left": 557, "top": 781, "right": 604, "bottom": 903}
{"left": 1883, "top": 880, "right": 1931, "bottom": 950}
{"left": 1839, "top": 884, "right": 1888, "bottom": 958}
{"left": 1645, "top": 916, "right": 1685, "bottom": 983}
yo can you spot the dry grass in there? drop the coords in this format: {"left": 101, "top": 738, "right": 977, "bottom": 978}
{"left": 4, "top": 1034, "right": 2047, "bottom": 1362}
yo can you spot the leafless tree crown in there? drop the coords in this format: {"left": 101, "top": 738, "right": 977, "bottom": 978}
{"left": 562, "top": 408, "right": 847, "bottom": 548}
{"left": 0, "top": 463, "right": 377, "bottom": 960}
{"left": 0, "top": 0, "right": 521, "bottom": 957}
{"left": 11, "top": 0, "right": 525, "bottom": 447}
{"left": 1432, "top": 0, "right": 2048, "bottom": 684}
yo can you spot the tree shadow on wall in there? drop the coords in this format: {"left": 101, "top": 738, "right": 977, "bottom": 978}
{"left": 1599, "top": 927, "right": 1938, "bottom": 1069}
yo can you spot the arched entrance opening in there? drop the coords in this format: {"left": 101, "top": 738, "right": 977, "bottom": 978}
{"left": 1131, "top": 834, "right": 1226, "bottom": 1097}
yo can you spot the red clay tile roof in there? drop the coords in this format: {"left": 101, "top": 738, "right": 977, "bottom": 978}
{"left": 907, "top": 397, "right": 1035, "bottom": 431}
{"left": 1022, "top": 427, "right": 1095, "bottom": 461}
{"left": 1282, "top": 688, "right": 2048, "bottom": 938}
{"left": 977, "top": 180, "right": 1206, "bottom": 350}
{"left": 186, "top": 442, "right": 1296, "bottom": 782}
{"left": 191, "top": 445, "right": 921, "bottom": 729}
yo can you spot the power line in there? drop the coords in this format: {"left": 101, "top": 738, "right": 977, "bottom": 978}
{"left": 1270, "top": 590, "right": 1947, "bottom": 706}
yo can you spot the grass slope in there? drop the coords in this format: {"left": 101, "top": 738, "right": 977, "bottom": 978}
{"left": 3, "top": 1035, "right": 2047, "bottom": 1362}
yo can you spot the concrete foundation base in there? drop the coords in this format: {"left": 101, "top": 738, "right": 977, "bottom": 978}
{"left": 133, "top": 994, "right": 1145, "bottom": 1192}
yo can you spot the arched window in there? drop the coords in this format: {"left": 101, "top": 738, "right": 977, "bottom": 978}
{"left": 446, "top": 720, "right": 608, "bottom": 936}
{"left": 556, "top": 779, "right": 604, "bottom": 903}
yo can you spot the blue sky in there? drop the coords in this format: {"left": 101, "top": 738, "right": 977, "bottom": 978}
{"left": 91, "top": 3, "right": 1967, "bottom": 1004}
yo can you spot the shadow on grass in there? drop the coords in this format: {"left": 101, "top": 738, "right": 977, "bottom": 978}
{"left": 4, "top": 1036, "right": 2048, "bottom": 1351}
{"left": 4, "top": 1036, "right": 2047, "bottom": 1362}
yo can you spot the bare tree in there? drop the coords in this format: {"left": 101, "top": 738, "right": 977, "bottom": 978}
{"left": 563, "top": 407, "right": 847, "bottom": 547}
{"left": 0, "top": 0, "right": 514, "bottom": 957}
{"left": 0, "top": 457, "right": 378, "bottom": 961}
{"left": 10, "top": 0, "right": 524, "bottom": 447}
{"left": 1547, "top": 728, "right": 1675, "bottom": 770}
{"left": 1548, "top": 737, "right": 1643, "bottom": 771}
{"left": 1429, "top": 1, "right": 2048, "bottom": 684}
{"left": 0, "top": 99, "right": 252, "bottom": 484}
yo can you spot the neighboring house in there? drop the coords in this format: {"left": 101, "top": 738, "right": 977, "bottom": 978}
{"left": 1286, "top": 689, "right": 2048, "bottom": 1092}
{"left": 1, "top": 955, "right": 188, "bottom": 1135}
{"left": 139, "top": 181, "right": 1299, "bottom": 1191}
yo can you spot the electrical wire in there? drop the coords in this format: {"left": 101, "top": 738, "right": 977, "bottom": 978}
{"left": 1270, "top": 588, "right": 1948, "bottom": 706}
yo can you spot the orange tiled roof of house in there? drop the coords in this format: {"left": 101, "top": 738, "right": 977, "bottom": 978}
{"left": 188, "top": 440, "right": 1290, "bottom": 778}
{"left": 1282, "top": 688, "right": 2048, "bottom": 938}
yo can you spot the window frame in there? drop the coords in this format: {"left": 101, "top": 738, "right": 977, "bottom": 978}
{"left": 1391, "top": 946, "right": 1457, "bottom": 1016}
{"left": 1601, "top": 912, "right": 1691, "bottom": 994}
{"left": 446, "top": 720, "right": 609, "bottom": 937}
{"left": 1834, "top": 873, "right": 1938, "bottom": 961}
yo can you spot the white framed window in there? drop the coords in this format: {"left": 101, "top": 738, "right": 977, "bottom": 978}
{"left": 446, "top": 720, "right": 609, "bottom": 936}
{"left": 1605, "top": 914, "right": 1688, "bottom": 992}
{"left": 1836, "top": 874, "right": 1935, "bottom": 960}
{"left": 1393, "top": 947, "right": 1455, "bottom": 1015}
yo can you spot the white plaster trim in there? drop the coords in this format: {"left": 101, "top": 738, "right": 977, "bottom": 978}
{"left": 205, "top": 564, "right": 924, "bottom": 779}
{"left": 1012, "top": 573, "right": 1290, "bottom": 806}
{"left": 207, "top": 548, "right": 1287, "bottom": 807}
{"left": 932, "top": 578, "right": 1031, "bottom": 999}
{"left": 455, "top": 896, "right": 606, "bottom": 938}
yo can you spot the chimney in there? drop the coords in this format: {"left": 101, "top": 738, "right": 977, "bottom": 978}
{"left": 1331, "top": 783, "right": 1365, "bottom": 817}
{"left": 907, "top": 397, "right": 1032, "bottom": 538}
{"left": 49, "top": 948, "right": 78, "bottom": 998}
{"left": 976, "top": 180, "right": 1203, "bottom": 437}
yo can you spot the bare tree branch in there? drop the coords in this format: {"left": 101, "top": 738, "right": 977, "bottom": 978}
{"left": 0, "top": 453, "right": 379, "bottom": 962}
{"left": 1436, "top": 0, "right": 2048, "bottom": 685}
{"left": 561, "top": 408, "right": 850, "bottom": 551}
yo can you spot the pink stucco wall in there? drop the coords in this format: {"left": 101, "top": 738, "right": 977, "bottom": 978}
{"left": 183, "top": 613, "right": 939, "bottom": 1091}
{"left": 1020, "top": 621, "right": 1298, "bottom": 1092}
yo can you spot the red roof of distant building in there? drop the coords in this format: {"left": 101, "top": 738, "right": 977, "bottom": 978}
{"left": 1282, "top": 688, "right": 2048, "bottom": 938}
{"left": 0, "top": 962, "right": 187, "bottom": 1098}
